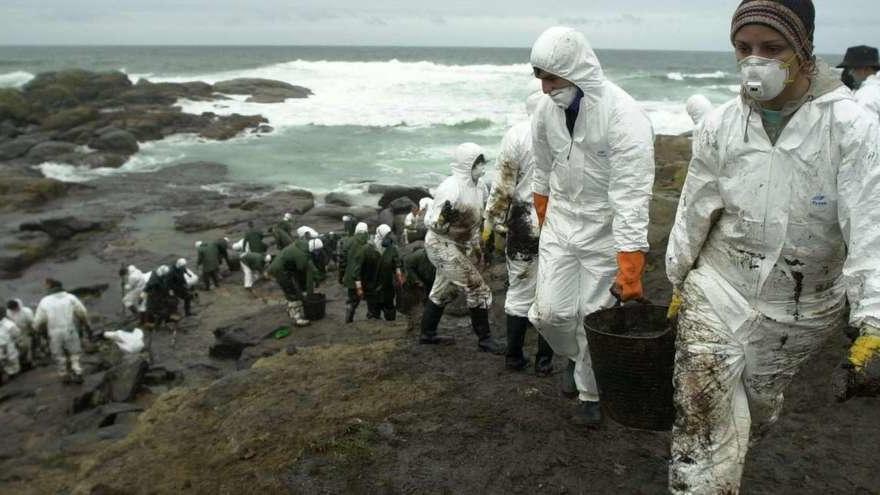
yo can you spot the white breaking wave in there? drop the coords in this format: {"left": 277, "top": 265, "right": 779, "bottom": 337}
{"left": 0, "top": 70, "right": 34, "bottom": 88}
{"left": 140, "top": 58, "right": 694, "bottom": 136}
{"left": 667, "top": 71, "right": 728, "bottom": 81}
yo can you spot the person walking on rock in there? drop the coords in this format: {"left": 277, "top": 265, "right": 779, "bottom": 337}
{"left": 484, "top": 92, "right": 554, "bottom": 374}
{"left": 342, "top": 222, "right": 371, "bottom": 323}
{"left": 33, "top": 279, "right": 89, "bottom": 384}
{"left": 196, "top": 240, "right": 221, "bottom": 290}
{"left": 241, "top": 252, "right": 271, "bottom": 289}
{"left": 420, "top": 143, "right": 504, "bottom": 354}
{"left": 528, "top": 26, "right": 655, "bottom": 426}
{"left": 666, "top": 2, "right": 880, "bottom": 493}
{"left": 170, "top": 259, "right": 195, "bottom": 317}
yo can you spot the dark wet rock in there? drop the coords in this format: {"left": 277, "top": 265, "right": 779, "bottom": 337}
{"left": 324, "top": 192, "right": 355, "bottom": 207}
{"left": 0, "top": 88, "right": 36, "bottom": 124}
{"left": 64, "top": 402, "right": 144, "bottom": 434}
{"left": 23, "top": 70, "right": 133, "bottom": 109}
{"left": 70, "top": 284, "right": 110, "bottom": 300}
{"left": 302, "top": 205, "right": 379, "bottom": 222}
{"left": 254, "top": 124, "right": 274, "bottom": 134}
{"left": 174, "top": 209, "right": 255, "bottom": 233}
{"left": 214, "top": 78, "right": 312, "bottom": 103}
{"left": 0, "top": 168, "right": 72, "bottom": 212}
{"left": 120, "top": 79, "right": 215, "bottom": 105}
{"left": 99, "top": 106, "right": 207, "bottom": 142}
{"left": 89, "top": 128, "right": 139, "bottom": 154}
{"left": 237, "top": 341, "right": 286, "bottom": 369}
{"left": 25, "top": 140, "right": 77, "bottom": 163}
{"left": 59, "top": 424, "right": 133, "bottom": 455}
{"left": 238, "top": 189, "right": 315, "bottom": 216}
{"left": 372, "top": 185, "right": 432, "bottom": 209}
{"left": 58, "top": 122, "right": 100, "bottom": 145}
{"left": 77, "top": 151, "right": 129, "bottom": 169}
{"left": 209, "top": 327, "right": 260, "bottom": 360}
{"left": 198, "top": 113, "right": 267, "bottom": 141}
{"left": 388, "top": 196, "right": 417, "bottom": 215}
{"left": 40, "top": 105, "right": 99, "bottom": 132}
{"left": 20, "top": 216, "right": 107, "bottom": 241}
{"left": 0, "top": 119, "right": 22, "bottom": 138}
{"left": 72, "top": 355, "right": 150, "bottom": 413}
{"left": 0, "top": 135, "right": 44, "bottom": 160}
{"left": 0, "top": 231, "right": 53, "bottom": 279}
{"left": 378, "top": 208, "right": 395, "bottom": 229}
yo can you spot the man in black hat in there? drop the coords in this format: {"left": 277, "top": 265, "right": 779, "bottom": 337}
{"left": 838, "top": 45, "right": 880, "bottom": 91}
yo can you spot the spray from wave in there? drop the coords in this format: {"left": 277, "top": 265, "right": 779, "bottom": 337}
{"left": 0, "top": 71, "right": 34, "bottom": 88}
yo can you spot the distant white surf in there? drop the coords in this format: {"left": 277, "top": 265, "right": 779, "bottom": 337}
{"left": 0, "top": 70, "right": 34, "bottom": 88}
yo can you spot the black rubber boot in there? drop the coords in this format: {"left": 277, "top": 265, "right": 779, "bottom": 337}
{"left": 419, "top": 301, "right": 454, "bottom": 345}
{"left": 345, "top": 302, "right": 358, "bottom": 323}
{"left": 471, "top": 308, "right": 505, "bottom": 355}
{"left": 561, "top": 359, "right": 578, "bottom": 398}
{"left": 572, "top": 400, "right": 602, "bottom": 428}
{"left": 505, "top": 314, "right": 529, "bottom": 370}
{"left": 535, "top": 334, "right": 554, "bottom": 377}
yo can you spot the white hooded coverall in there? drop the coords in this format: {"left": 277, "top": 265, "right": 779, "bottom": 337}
{"left": 122, "top": 265, "right": 149, "bottom": 313}
{"left": 527, "top": 27, "right": 655, "bottom": 402}
{"left": 0, "top": 318, "right": 21, "bottom": 376}
{"left": 666, "top": 68, "right": 880, "bottom": 494}
{"left": 424, "top": 143, "right": 491, "bottom": 309}
{"left": 485, "top": 93, "right": 543, "bottom": 318}
{"left": 854, "top": 73, "right": 880, "bottom": 120}
{"left": 34, "top": 291, "right": 88, "bottom": 376}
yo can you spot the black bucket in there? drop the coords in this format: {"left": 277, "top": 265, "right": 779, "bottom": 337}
{"left": 304, "top": 293, "right": 327, "bottom": 321}
{"left": 584, "top": 304, "right": 676, "bottom": 431}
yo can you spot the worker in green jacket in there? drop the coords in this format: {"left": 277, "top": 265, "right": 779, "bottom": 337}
{"left": 195, "top": 240, "right": 221, "bottom": 290}
{"left": 241, "top": 252, "right": 271, "bottom": 289}
{"left": 243, "top": 221, "right": 268, "bottom": 254}
{"left": 267, "top": 243, "right": 314, "bottom": 327}
{"left": 402, "top": 246, "right": 436, "bottom": 332}
{"left": 358, "top": 225, "right": 405, "bottom": 321}
{"left": 342, "top": 222, "right": 370, "bottom": 322}
{"left": 272, "top": 213, "right": 295, "bottom": 249}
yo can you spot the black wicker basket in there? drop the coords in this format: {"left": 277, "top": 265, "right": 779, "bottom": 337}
{"left": 303, "top": 293, "right": 327, "bottom": 321}
{"left": 584, "top": 304, "right": 676, "bottom": 431}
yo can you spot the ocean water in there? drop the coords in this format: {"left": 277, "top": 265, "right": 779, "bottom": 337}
{"left": 0, "top": 46, "right": 844, "bottom": 194}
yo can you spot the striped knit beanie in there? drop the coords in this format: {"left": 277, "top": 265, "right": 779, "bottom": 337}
{"left": 731, "top": 0, "right": 815, "bottom": 62}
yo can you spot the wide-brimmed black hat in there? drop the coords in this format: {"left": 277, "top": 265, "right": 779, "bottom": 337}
{"left": 838, "top": 45, "right": 880, "bottom": 69}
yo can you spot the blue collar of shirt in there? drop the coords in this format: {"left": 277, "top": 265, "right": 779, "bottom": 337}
{"left": 567, "top": 87, "right": 584, "bottom": 113}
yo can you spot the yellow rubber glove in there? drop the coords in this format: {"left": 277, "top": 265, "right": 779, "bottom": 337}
{"left": 667, "top": 289, "right": 683, "bottom": 320}
{"left": 481, "top": 223, "right": 493, "bottom": 244}
{"left": 849, "top": 334, "right": 880, "bottom": 370}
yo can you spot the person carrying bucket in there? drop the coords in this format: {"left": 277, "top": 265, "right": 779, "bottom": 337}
{"left": 527, "top": 26, "right": 655, "bottom": 427}
{"left": 666, "top": 1, "right": 880, "bottom": 493}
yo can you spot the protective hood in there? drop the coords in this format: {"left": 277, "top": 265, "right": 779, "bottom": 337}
{"left": 297, "top": 226, "right": 318, "bottom": 239}
{"left": 156, "top": 265, "right": 170, "bottom": 277}
{"left": 283, "top": 213, "right": 293, "bottom": 221}
{"left": 355, "top": 222, "right": 369, "bottom": 234}
{"left": 526, "top": 91, "right": 543, "bottom": 116}
{"left": 308, "top": 238, "right": 324, "bottom": 253}
{"left": 686, "top": 94, "right": 713, "bottom": 125}
{"left": 194, "top": 241, "right": 203, "bottom": 248}
{"left": 175, "top": 258, "right": 187, "bottom": 268}
{"left": 530, "top": 27, "right": 605, "bottom": 103}
{"left": 451, "top": 143, "right": 484, "bottom": 179}
{"left": 419, "top": 197, "right": 433, "bottom": 211}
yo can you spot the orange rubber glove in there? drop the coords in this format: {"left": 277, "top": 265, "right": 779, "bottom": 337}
{"left": 614, "top": 251, "right": 646, "bottom": 302}
{"left": 533, "top": 193, "right": 549, "bottom": 228}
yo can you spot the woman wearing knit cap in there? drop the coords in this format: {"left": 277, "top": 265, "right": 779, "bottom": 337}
{"left": 665, "top": 1, "right": 880, "bottom": 493}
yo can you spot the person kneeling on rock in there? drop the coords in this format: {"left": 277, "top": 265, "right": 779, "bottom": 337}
{"left": 170, "top": 259, "right": 195, "bottom": 317}
{"left": 267, "top": 243, "right": 316, "bottom": 327}
{"left": 33, "top": 278, "right": 89, "bottom": 384}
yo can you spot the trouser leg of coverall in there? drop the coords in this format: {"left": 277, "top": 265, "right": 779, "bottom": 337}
{"left": 346, "top": 288, "right": 360, "bottom": 323}
{"left": 50, "top": 329, "right": 83, "bottom": 377}
{"left": 426, "top": 237, "right": 492, "bottom": 309}
{"left": 529, "top": 232, "right": 615, "bottom": 402}
{"left": 669, "top": 275, "right": 843, "bottom": 495}
{"left": 242, "top": 264, "right": 255, "bottom": 288}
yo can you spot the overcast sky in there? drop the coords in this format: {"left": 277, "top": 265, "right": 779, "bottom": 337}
{"left": 2, "top": 1, "right": 879, "bottom": 52}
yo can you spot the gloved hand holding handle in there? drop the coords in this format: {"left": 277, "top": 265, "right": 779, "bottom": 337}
{"left": 612, "top": 251, "right": 646, "bottom": 302}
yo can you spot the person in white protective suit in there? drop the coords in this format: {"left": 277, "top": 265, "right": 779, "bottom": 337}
{"left": 850, "top": 47, "right": 880, "bottom": 118}
{"left": 665, "top": 2, "right": 880, "bottom": 493}
{"left": 527, "top": 26, "right": 655, "bottom": 426}
{"left": 0, "top": 310, "right": 21, "bottom": 379}
{"left": 5, "top": 299, "right": 35, "bottom": 367}
{"left": 419, "top": 143, "right": 505, "bottom": 354}
{"left": 483, "top": 91, "right": 555, "bottom": 374}
{"left": 34, "top": 279, "right": 90, "bottom": 383}
{"left": 103, "top": 328, "right": 145, "bottom": 354}
{"left": 403, "top": 197, "right": 433, "bottom": 245}
{"left": 120, "top": 265, "right": 149, "bottom": 322}
{"left": 685, "top": 94, "right": 714, "bottom": 126}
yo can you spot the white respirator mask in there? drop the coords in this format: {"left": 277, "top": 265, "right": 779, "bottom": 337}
{"left": 739, "top": 55, "right": 797, "bottom": 101}
{"left": 549, "top": 85, "right": 578, "bottom": 108}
